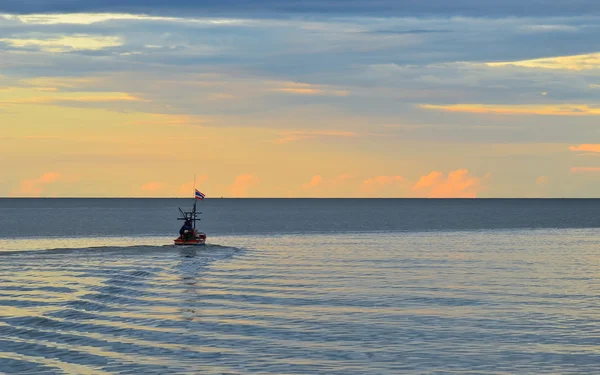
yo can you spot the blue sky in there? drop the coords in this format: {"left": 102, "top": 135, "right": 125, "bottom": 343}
{"left": 1, "top": 1, "right": 600, "bottom": 197}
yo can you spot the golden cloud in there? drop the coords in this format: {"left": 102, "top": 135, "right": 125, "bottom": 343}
{"left": 486, "top": 53, "right": 600, "bottom": 71}
{"left": 0, "top": 35, "right": 123, "bottom": 53}
{"left": 0, "top": 91, "right": 145, "bottom": 106}
{"left": 271, "top": 82, "right": 349, "bottom": 97}
{"left": 421, "top": 104, "right": 600, "bottom": 116}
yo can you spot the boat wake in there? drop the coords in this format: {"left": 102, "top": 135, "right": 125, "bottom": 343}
{"left": 0, "top": 243, "right": 243, "bottom": 257}
{"left": 0, "top": 237, "right": 247, "bottom": 374}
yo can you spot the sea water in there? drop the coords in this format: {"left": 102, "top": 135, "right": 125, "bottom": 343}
{"left": 1, "top": 198, "right": 600, "bottom": 374}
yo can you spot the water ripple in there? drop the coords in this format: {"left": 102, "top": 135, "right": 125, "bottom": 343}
{"left": 1, "top": 231, "right": 600, "bottom": 373}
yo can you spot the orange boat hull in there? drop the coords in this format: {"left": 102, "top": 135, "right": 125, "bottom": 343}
{"left": 174, "top": 232, "right": 207, "bottom": 246}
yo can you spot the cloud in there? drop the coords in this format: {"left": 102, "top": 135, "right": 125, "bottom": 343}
{"left": 0, "top": 35, "right": 123, "bottom": 53}
{"left": 570, "top": 144, "right": 600, "bottom": 153}
{"left": 361, "top": 175, "right": 404, "bottom": 193}
{"left": 271, "top": 82, "right": 349, "bottom": 97}
{"left": 487, "top": 53, "right": 600, "bottom": 71}
{"left": 412, "top": 169, "right": 487, "bottom": 198}
{"left": 570, "top": 167, "right": 600, "bottom": 173}
{"left": 19, "top": 77, "right": 100, "bottom": 89}
{"left": 274, "top": 88, "right": 349, "bottom": 96}
{"left": 302, "top": 175, "right": 322, "bottom": 189}
{"left": 127, "top": 114, "right": 208, "bottom": 127}
{"left": 229, "top": 174, "right": 259, "bottom": 197}
{"left": 300, "top": 174, "right": 352, "bottom": 195}
{"left": 11, "top": 172, "right": 61, "bottom": 197}
{"left": 2, "top": 13, "right": 180, "bottom": 25}
{"left": 1, "top": 1, "right": 599, "bottom": 17}
{"left": 140, "top": 182, "right": 162, "bottom": 191}
{"left": 4, "top": 9, "right": 600, "bottom": 199}
{"left": 531, "top": 175, "right": 550, "bottom": 197}
{"left": 273, "top": 130, "right": 356, "bottom": 144}
{"left": 31, "top": 87, "right": 59, "bottom": 92}
{"left": 2, "top": 13, "right": 600, "bottom": 136}
{"left": 301, "top": 174, "right": 351, "bottom": 189}
{"left": 421, "top": 104, "right": 600, "bottom": 116}
{"left": 298, "top": 171, "right": 488, "bottom": 197}
{"left": 0, "top": 92, "right": 144, "bottom": 106}
{"left": 178, "top": 175, "right": 208, "bottom": 196}
{"left": 518, "top": 24, "right": 579, "bottom": 33}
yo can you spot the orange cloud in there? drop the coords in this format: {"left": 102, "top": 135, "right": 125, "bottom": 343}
{"left": 362, "top": 175, "right": 404, "bottom": 192}
{"left": 570, "top": 167, "right": 600, "bottom": 173}
{"left": 178, "top": 175, "right": 208, "bottom": 196}
{"left": 230, "top": 174, "right": 259, "bottom": 197}
{"left": 570, "top": 144, "right": 600, "bottom": 153}
{"left": 276, "top": 88, "right": 322, "bottom": 95}
{"left": 421, "top": 104, "right": 600, "bottom": 116}
{"left": 302, "top": 175, "right": 323, "bottom": 189}
{"left": 412, "top": 169, "right": 486, "bottom": 198}
{"left": 536, "top": 176, "right": 548, "bottom": 185}
{"left": 12, "top": 172, "right": 61, "bottom": 197}
{"left": 301, "top": 174, "right": 351, "bottom": 194}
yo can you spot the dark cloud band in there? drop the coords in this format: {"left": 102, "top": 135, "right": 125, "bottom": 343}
{"left": 1, "top": 0, "right": 599, "bottom": 17}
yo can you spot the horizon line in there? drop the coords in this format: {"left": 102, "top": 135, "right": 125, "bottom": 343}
{"left": 0, "top": 197, "right": 598, "bottom": 200}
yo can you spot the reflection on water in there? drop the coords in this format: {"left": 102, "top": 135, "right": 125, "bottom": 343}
{"left": 178, "top": 247, "right": 206, "bottom": 322}
{"left": 0, "top": 236, "right": 175, "bottom": 252}
{"left": 1, "top": 230, "right": 600, "bottom": 373}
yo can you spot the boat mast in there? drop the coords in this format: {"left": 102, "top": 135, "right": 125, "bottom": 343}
{"left": 192, "top": 174, "right": 197, "bottom": 230}
{"left": 177, "top": 175, "right": 200, "bottom": 229}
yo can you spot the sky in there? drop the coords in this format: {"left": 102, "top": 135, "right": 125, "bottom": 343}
{"left": 2, "top": 1, "right": 600, "bottom": 197}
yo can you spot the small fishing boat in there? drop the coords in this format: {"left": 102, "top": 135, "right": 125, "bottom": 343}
{"left": 174, "top": 189, "right": 207, "bottom": 246}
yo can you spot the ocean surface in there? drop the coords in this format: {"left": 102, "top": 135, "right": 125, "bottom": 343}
{"left": 2, "top": 198, "right": 600, "bottom": 374}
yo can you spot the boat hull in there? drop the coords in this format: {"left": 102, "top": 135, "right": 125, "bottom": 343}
{"left": 174, "top": 232, "right": 207, "bottom": 246}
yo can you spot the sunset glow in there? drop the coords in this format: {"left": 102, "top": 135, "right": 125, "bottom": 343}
{"left": 1, "top": 3, "right": 599, "bottom": 197}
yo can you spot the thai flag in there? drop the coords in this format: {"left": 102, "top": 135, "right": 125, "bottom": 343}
{"left": 195, "top": 189, "right": 205, "bottom": 200}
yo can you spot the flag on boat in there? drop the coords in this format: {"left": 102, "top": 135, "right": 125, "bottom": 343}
{"left": 195, "top": 189, "right": 205, "bottom": 200}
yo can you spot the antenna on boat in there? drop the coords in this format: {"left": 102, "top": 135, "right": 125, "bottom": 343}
{"left": 174, "top": 174, "right": 207, "bottom": 246}
{"left": 192, "top": 174, "right": 197, "bottom": 230}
